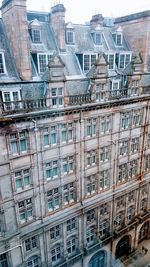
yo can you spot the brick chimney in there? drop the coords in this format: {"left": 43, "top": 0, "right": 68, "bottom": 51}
{"left": 1, "top": 0, "right": 31, "bottom": 80}
{"left": 51, "top": 4, "right": 66, "bottom": 51}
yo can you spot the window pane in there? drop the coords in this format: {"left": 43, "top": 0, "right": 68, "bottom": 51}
{"left": 53, "top": 167, "right": 58, "bottom": 177}
{"left": 46, "top": 169, "right": 52, "bottom": 179}
{"left": 12, "top": 92, "right": 19, "bottom": 101}
{"left": 0, "top": 54, "right": 4, "bottom": 74}
{"left": 51, "top": 133, "right": 56, "bottom": 145}
{"left": 62, "top": 131, "right": 66, "bottom": 142}
{"left": 24, "top": 176, "right": 30, "bottom": 186}
{"left": 39, "top": 54, "right": 46, "bottom": 73}
{"left": 33, "top": 29, "right": 41, "bottom": 43}
{"left": 63, "top": 164, "right": 67, "bottom": 173}
{"left": 4, "top": 92, "right": 11, "bottom": 102}
{"left": 68, "top": 130, "right": 72, "bottom": 141}
{"left": 20, "top": 140, "right": 27, "bottom": 152}
{"left": 44, "top": 134, "right": 49, "bottom": 146}
{"left": 11, "top": 141, "right": 18, "bottom": 154}
{"left": 27, "top": 209, "right": 33, "bottom": 219}
{"left": 16, "top": 178, "right": 22, "bottom": 189}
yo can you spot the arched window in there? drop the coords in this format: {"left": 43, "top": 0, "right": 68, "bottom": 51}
{"left": 26, "top": 255, "right": 39, "bottom": 267}
{"left": 88, "top": 250, "right": 106, "bottom": 267}
{"left": 139, "top": 221, "right": 149, "bottom": 242}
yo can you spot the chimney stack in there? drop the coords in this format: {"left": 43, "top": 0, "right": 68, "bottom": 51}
{"left": 90, "top": 14, "right": 104, "bottom": 29}
{"left": 1, "top": 0, "right": 31, "bottom": 80}
{"left": 51, "top": 4, "right": 66, "bottom": 51}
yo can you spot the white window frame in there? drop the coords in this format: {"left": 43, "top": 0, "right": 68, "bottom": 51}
{"left": 9, "top": 130, "right": 28, "bottom": 155}
{"left": 83, "top": 53, "right": 97, "bottom": 72}
{"left": 118, "top": 163, "right": 128, "bottom": 184}
{"left": 18, "top": 198, "right": 33, "bottom": 224}
{"left": 119, "top": 52, "right": 131, "bottom": 69}
{"left": 51, "top": 87, "right": 64, "bottom": 108}
{"left": 61, "top": 123, "right": 73, "bottom": 143}
{"left": 63, "top": 182, "right": 75, "bottom": 205}
{"left": 133, "top": 110, "right": 141, "bottom": 126}
{"left": 86, "top": 150, "right": 97, "bottom": 167}
{"left": 0, "top": 52, "right": 7, "bottom": 74}
{"left": 119, "top": 139, "right": 129, "bottom": 156}
{"left": 32, "top": 28, "right": 41, "bottom": 43}
{"left": 62, "top": 156, "right": 74, "bottom": 175}
{"left": 100, "top": 116, "right": 111, "bottom": 134}
{"left": 15, "top": 168, "right": 31, "bottom": 191}
{"left": 2, "top": 89, "right": 21, "bottom": 111}
{"left": 131, "top": 137, "right": 139, "bottom": 154}
{"left": 66, "top": 30, "right": 75, "bottom": 44}
{"left": 105, "top": 53, "right": 115, "bottom": 70}
{"left": 121, "top": 112, "right": 131, "bottom": 129}
{"left": 37, "top": 53, "right": 53, "bottom": 73}
{"left": 100, "top": 146, "right": 109, "bottom": 162}
{"left": 86, "top": 174, "right": 96, "bottom": 196}
{"left": 43, "top": 125, "right": 57, "bottom": 147}
{"left": 85, "top": 118, "right": 97, "bottom": 137}
{"left": 99, "top": 170, "right": 110, "bottom": 190}
{"left": 47, "top": 188, "right": 60, "bottom": 212}
{"left": 112, "top": 33, "right": 123, "bottom": 46}
{"left": 45, "top": 160, "right": 58, "bottom": 180}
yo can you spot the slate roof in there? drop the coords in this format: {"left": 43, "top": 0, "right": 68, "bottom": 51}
{"left": 66, "top": 24, "right": 131, "bottom": 54}
{"left": 27, "top": 11, "right": 50, "bottom": 23}
{"left": 26, "top": 11, "right": 132, "bottom": 79}
{"left": 0, "top": 19, "right": 19, "bottom": 82}
{"left": 60, "top": 47, "right": 82, "bottom": 76}
{"left": 66, "top": 79, "right": 90, "bottom": 95}
{"left": 21, "top": 82, "right": 47, "bottom": 100}
{"left": 0, "top": 82, "right": 47, "bottom": 100}
{"left": 29, "top": 22, "right": 58, "bottom": 53}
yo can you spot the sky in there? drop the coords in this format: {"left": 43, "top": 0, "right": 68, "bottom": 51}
{"left": 27, "top": 0, "right": 150, "bottom": 24}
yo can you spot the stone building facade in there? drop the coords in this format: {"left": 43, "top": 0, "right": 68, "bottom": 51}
{"left": 0, "top": 1, "right": 150, "bottom": 267}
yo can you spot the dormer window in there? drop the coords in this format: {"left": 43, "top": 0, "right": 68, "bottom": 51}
{"left": 0, "top": 53, "right": 6, "bottom": 74}
{"left": 37, "top": 53, "right": 53, "bottom": 73}
{"left": 105, "top": 54, "right": 115, "bottom": 70}
{"left": 32, "top": 29, "right": 41, "bottom": 43}
{"left": 66, "top": 22, "right": 75, "bottom": 44}
{"left": 119, "top": 53, "right": 131, "bottom": 69}
{"left": 66, "top": 30, "right": 75, "bottom": 44}
{"left": 91, "top": 32, "right": 102, "bottom": 45}
{"left": 112, "top": 33, "right": 122, "bottom": 46}
{"left": 29, "top": 19, "right": 41, "bottom": 44}
{"left": 95, "top": 33, "right": 102, "bottom": 45}
{"left": 83, "top": 54, "right": 97, "bottom": 71}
